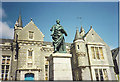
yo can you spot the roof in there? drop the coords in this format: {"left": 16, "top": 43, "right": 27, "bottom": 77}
{"left": 0, "top": 39, "right": 13, "bottom": 44}
{"left": 43, "top": 41, "right": 71, "bottom": 47}
{"left": 111, "top": 47, "right": 119, "bottom": 60}
{"left": 74, "top": 29, "right": 80, "bottom": 41}
{"left": 17, "top": 20, "right": 44, "bottom": 41}
{"left": 43, "top": 41, "right": 52, "bottom": 46}
{"left": 83, "top": 26, "right": 92, "bottom": 38}
{"left": 17, "top": 13, "right": 22, "bottom": 27}
{"left": 0, "top": 39, "right": 71, "bottom": 47}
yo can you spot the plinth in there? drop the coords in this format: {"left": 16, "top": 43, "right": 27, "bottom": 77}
{"left": 48, "top": 53, "right": 73, "bottom": 80}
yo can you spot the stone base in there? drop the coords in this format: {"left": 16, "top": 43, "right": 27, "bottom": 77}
{"left": 48, "top": 53, "right": 73, "bottom": 80}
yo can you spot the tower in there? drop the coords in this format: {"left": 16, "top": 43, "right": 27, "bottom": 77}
{"left": 14, "top": 13, "right": 23, "bottom": 41}
{"left": 71, "top": 26, "right": 91, "bottom": 80}
{"left": 10, "top": 13, "right": 23, "bottom": 80}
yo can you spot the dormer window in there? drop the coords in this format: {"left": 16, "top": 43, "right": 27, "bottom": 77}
{"left": 29, "top": 31, "right": 34, "bottom": 39}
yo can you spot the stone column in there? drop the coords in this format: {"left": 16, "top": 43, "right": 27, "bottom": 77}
{"left": 48, "top": 53, "right": 73, "bottom": 80}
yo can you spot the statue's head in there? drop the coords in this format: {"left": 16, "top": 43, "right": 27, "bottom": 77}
{"left": 56, "top": 19, "right": 60, "bottom": 24}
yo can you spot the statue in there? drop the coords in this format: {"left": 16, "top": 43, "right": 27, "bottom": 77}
{"left": 50, "top": 19, "right": 67, "bottom": 53}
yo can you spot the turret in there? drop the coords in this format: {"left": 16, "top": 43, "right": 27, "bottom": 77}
{"left": 80, "top": 26, "right": 85, "bottom": 37}
{"left": 73, "top": 27, "right": 84, "bottom": 53}
{"left": 71, "top": 26, "right": 91, "bottom": 80}
{"left": 74, "top": 28, "right": 81, "bottom": 41}
{"left": 73, "top": 26, "right": 89, "bottom": 66}
{"left": 14, "top": 13, "right": 23, "bottom": 41}
{"left": 17, "top": 13, "right": 22, "bottom": 27}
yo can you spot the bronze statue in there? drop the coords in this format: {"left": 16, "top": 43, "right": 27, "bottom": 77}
{"left": 50, "top": 19, "right": 67, "bottom": 53}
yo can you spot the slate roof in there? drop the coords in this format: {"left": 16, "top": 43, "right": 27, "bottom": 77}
{"left": 111, "top": 47, "right": 119, "bottom": 60}
{"left": 74, "top": 29, "right": 81, "bottom": 41}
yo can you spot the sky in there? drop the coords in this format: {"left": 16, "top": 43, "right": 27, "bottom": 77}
{"left": 1, "top": 2, "right": 119, "bottom": 49}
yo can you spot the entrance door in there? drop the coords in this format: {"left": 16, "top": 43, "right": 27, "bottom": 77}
{"left": 25, "top": 73, "right": 34, "bottom": 81}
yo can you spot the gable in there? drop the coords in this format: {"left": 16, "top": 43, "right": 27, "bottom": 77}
{"left": 84, "top": 28, "right": 105, "bottom": 44}
{"left": 84, "top": 27, "right": 114, "bottom": 66}
{"left": 17, "top": 21, "right": 44, "bottom": 41}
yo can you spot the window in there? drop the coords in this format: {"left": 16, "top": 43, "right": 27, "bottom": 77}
{"left": 45, "top": 77, "right": 48, "bottom": 80}
{"left": 1, "top": 56, "right": 11, "bottom": 80}
{"left": 2, "top": 65, "right": 5, "bottom": 69}
{"left": 99, "top": 47, "right": 104, "bottom": 59}
{"left": 99, "top": 69, "right": 104, "bottom": 81}
{"left": 94, "top": 69, "right": 108, "bottom": 81}
{"left": 103, "top": 69, "right": 108, "bottom": 80}
{"left": 45, "top": 65, "right": 48, "bottom": 72}
{"left": 6, "top": 59, "right": 10, "bottom": 64}
{"left": 29, "top": 31, "right": 34, "bottom": 39}
{"left": 91, "top": 47, "right": 104, "bottom": 60}
{"left": 2, "top": 70, "right": 4, "bottom": 73}
{"left": 95, "top": 47, "right": 100, "bottom": 59}
{"left": 77, "top": 45, "right": 79, "bottom": 49}
{"left": 45, "top": 58, "right": 49, "bottom": 80}
{"left": 2, "top": 59, "right": 5, "bottom": 64}
{"left": 95, "top": 69, "right": 99, "bottom": 81}
{"left": 15, "top": 54, "right": 17, "bottom": 60}
{"left": 46, "top": 73, "right": 48, "bottom": 76}
{"left": 6, "top": 65, "right": 9, "bottom": 69}
{"left": 46, "top": 61, "right": 49, "bottom": 65}
{"left": 6, "top": 70, "right": 8, "bottom": 73}
{"left": 28, "top": 50, "right": 33, "bottom": 59}
{"left": 91, "top": 47, "right": 95, "bottom": 59}
{"left": 27, "top": 49, "right": 33, "bottom": 67}
{"left": 2, "top": 56, "right": 6, "bottom": 58}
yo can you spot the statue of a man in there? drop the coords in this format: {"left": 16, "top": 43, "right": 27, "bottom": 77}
{"left": 50, "top": 19, "right": 67, "bottom": 53}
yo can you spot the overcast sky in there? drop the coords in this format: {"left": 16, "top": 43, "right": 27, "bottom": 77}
{"left": 1, "top": 2, "right": 119, "bottom": 49}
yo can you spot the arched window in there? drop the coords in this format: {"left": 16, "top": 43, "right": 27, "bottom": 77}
{"left": 25, "top": 73, "right": 34, "bottom": 81}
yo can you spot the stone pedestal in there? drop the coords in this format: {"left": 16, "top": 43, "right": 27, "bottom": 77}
{"left": 48, "top": 53, "right": 73, "bottom": 80}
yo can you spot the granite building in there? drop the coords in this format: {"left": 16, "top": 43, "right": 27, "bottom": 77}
{"left": 0, "top": 14, "right": 117, "bottom": 81}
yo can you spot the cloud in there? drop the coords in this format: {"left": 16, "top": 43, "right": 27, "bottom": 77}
{"left": 0, "top": 7, "right": 6, "bottom": 19}
{"left": 0, "top": 7, "right": 14, "bottom": 39}
{"left": 0, "top": 21, "right": 14, "bottom": 39}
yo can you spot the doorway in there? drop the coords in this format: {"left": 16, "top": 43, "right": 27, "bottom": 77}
{"left": 25, "top": 73, "right": 34, "bottom": 81}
